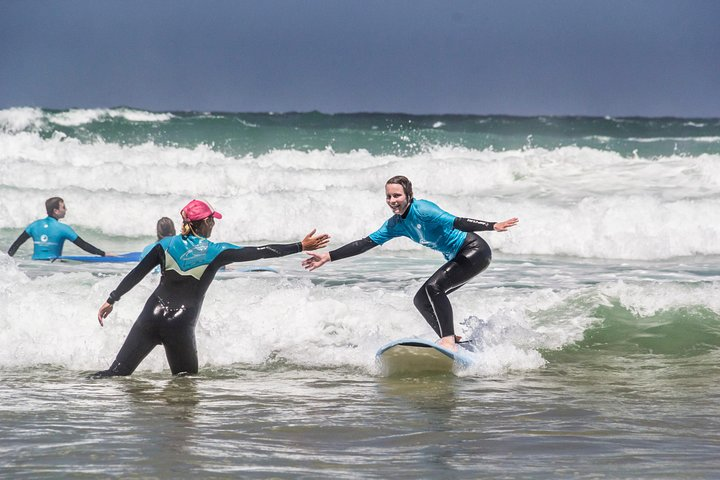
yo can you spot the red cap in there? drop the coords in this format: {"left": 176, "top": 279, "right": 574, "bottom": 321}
{"left": 181, "top": 200, "right": 223, "bottom": 222}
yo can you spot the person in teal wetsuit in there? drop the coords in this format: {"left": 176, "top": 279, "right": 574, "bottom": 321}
{"left": 6, "top": 197, "right": 106, "bottom": 260}
{"left": 94, "top": 199, "right": 330, "bottom": 377}
{"left": 302, "top": 175, "right": 518, "bottom": 351}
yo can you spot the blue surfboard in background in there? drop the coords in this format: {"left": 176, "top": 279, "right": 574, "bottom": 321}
{"left": 50, "top": 252, "right": 279, "bottom": 273}
{"left": 52, "top": 252, "right": 142, "bottom": 263}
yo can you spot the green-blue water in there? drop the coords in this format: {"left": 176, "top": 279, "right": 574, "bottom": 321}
{"left": 1, "top": 107, "right": 720, "bottom": 478}
{"left": 22, "top": 109, "right": 720, "bottom": 157}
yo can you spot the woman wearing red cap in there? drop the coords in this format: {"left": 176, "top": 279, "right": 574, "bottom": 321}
{"left": 94, "top": 199, "right": 329, "bottom": 377}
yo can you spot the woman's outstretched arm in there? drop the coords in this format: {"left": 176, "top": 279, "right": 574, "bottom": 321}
{"left": 218, "top": 229, "right": 330, "bottom": 266}
{"left": 302, "top": 237, "right": 378, "bottom": 271}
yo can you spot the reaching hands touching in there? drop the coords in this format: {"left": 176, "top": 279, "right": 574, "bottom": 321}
{"left": 494, "top": 217, "right": 519, "bottom": 232}
{"left": 301, "top": 229, "right": 330, "bottom": 251}
{"left": 300, "top": 227, "right": 332, "bottom": 270}
{"left": 301, "top": 218, "right": 517, "bottom": 272}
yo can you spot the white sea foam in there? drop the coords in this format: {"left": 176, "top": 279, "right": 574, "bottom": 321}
{"left": 0, "top": 252, "right": 30, "bottom": 291}
{"left": 49, "top": 108, "right": 174, "bottom": 126}
{"left": 0, "top": 107, "right": 174, "bottom": 132}
{"left": 588, "top": 134, "right": 720, "bottom": 143}
{"left": 1, "top": 132, "right": 718, "bottom": 260}
{"left": 1, "top": 109, "right": 717, "bottom": 379}
{"left": 598, "top": 280, "right": 720, "bottom": 317}
{"left": 1, "top": 253, "right": 715, "bottom": 374}
{"left": 0, "top": 107, "right": 45, "bottom": 133}
{"left": 626, "top": 136, "right": 720, "bottom": 143}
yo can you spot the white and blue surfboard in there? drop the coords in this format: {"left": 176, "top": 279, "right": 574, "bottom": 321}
{"left": 376, "top": 338, "right": 477, "bottom": 375}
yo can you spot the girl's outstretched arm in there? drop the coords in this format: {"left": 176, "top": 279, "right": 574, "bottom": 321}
{"left": 302, "top": 251, "right": 331, "bottom": 271}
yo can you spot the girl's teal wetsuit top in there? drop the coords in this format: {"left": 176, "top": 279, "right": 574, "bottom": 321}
{"left": 368, "top": 199, "right": 467, "bottom": 260}
{"left": 140, "top": 236, "right": 174, "bottom": 260}
{"left": 327, "top": 198, "right": 497, "bottom": 339}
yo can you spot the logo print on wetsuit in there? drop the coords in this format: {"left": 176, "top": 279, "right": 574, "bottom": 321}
{"left": 179, "top": 240, "right": 210, "bottom": 267}
{"left": 415, "top": 224, "right": 432, "bottom": 247}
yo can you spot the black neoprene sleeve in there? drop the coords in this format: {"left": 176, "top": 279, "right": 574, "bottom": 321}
{"left": 329, "top": 237, "right": 378, "bottom": 261}
{"left": 107, "top": 241, "right": 303, "bottom": 304}
{"left": 453, "top": 217, "right": 495, "bottom": 232}
{"left": 73, "top": 237, "right": 105, "bottom": 256}
{"left": 7, "top": 231, "right": 30, "bottom": 257}
{"left": 107, "top": 245, "right": 162, "bottom": 304}
{"left": 214, "top": 242, "right": 303, "bottom": 266}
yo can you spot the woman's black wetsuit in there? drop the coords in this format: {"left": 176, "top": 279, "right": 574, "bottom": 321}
{"left": 412, "top": 232, "right": 491, "bottom": 338}
{"left": 95, "top": 235, "right": 302, "bottom": 376}
{"left": 329, "top": 214, "right": 494, "bottom": 339}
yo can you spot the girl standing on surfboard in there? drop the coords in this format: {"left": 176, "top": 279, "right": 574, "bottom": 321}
{"left": 94, "top": 199, "right": 329, "bottom": 377}
{"left": 302, "top": 176, "right": 517, "bottom": 350}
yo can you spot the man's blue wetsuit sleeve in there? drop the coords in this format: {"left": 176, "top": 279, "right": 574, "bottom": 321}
{"left": 73, "top": 236, "right": 105, "bottom": 256}
{"left": 107, "top": 244, "right": 163, "bottom": 304}
{"left": 328, "top": 237, "right": 378, "bottom": 261}
{"left": 58, "top": 223, "right": 79, "bottom": 242}
{"left": 453, "top": 217, "right": 495, "bottom": 232}
{"left": 7, "top": 231, "right": 30, "bottom": 257}
{"left": 214, "top": 242, "right": 303, "bottom": 267}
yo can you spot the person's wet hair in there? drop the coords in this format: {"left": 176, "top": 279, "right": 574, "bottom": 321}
{"left": 181, "top": 220, "right": 204, "bottom": 237}
{"left": 156, "top": 217, "right": 176, "bottom": 240}
{"left": 45, "top": 197, "right": 64, "bottom": 216}
{"left": 181, "top": 216, "right": 214, "bottom": 237}
{"left": 386, "top": 175, "right": 413, "bottom": 200}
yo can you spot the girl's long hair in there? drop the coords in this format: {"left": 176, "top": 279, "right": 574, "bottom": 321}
{"left": 156, "top": 217, "right": 176, "bottom": 240}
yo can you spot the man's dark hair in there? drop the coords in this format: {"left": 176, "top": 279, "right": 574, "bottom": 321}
{"left": 45, "top": 197, "right": 64, "bottom": 217}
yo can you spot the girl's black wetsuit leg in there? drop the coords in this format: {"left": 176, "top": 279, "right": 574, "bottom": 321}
{"left": 95, "top": 295, "right": 199, "bottom": 377}
{"left": 413, "top": 233, "right": 491, "bottom": 338}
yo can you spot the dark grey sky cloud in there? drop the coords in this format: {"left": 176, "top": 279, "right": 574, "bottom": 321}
{"left": 1, "top": 0, "right": 719, "bottom": 116}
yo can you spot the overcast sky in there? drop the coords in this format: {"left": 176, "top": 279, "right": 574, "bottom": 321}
{"left": 1, "top": 0, "right": 719, "bottom": 116}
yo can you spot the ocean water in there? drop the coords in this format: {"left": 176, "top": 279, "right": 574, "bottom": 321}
{"left": 1, "top": 107, "right": 719, "bottom": 478}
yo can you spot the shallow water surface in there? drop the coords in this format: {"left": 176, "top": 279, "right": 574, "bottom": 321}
{"left": 2, "top": 355, "right": 719, "bottom": 479}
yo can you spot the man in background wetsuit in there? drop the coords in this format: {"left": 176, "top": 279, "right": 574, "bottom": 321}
{"left": 303, "top": 175, "right": 518, "bottom": 351}
{"left": 6, "top": 197, "right": 106, "bottom": 260}
{"left": 94, "top": 199, "right": 330, "bottom": 377}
